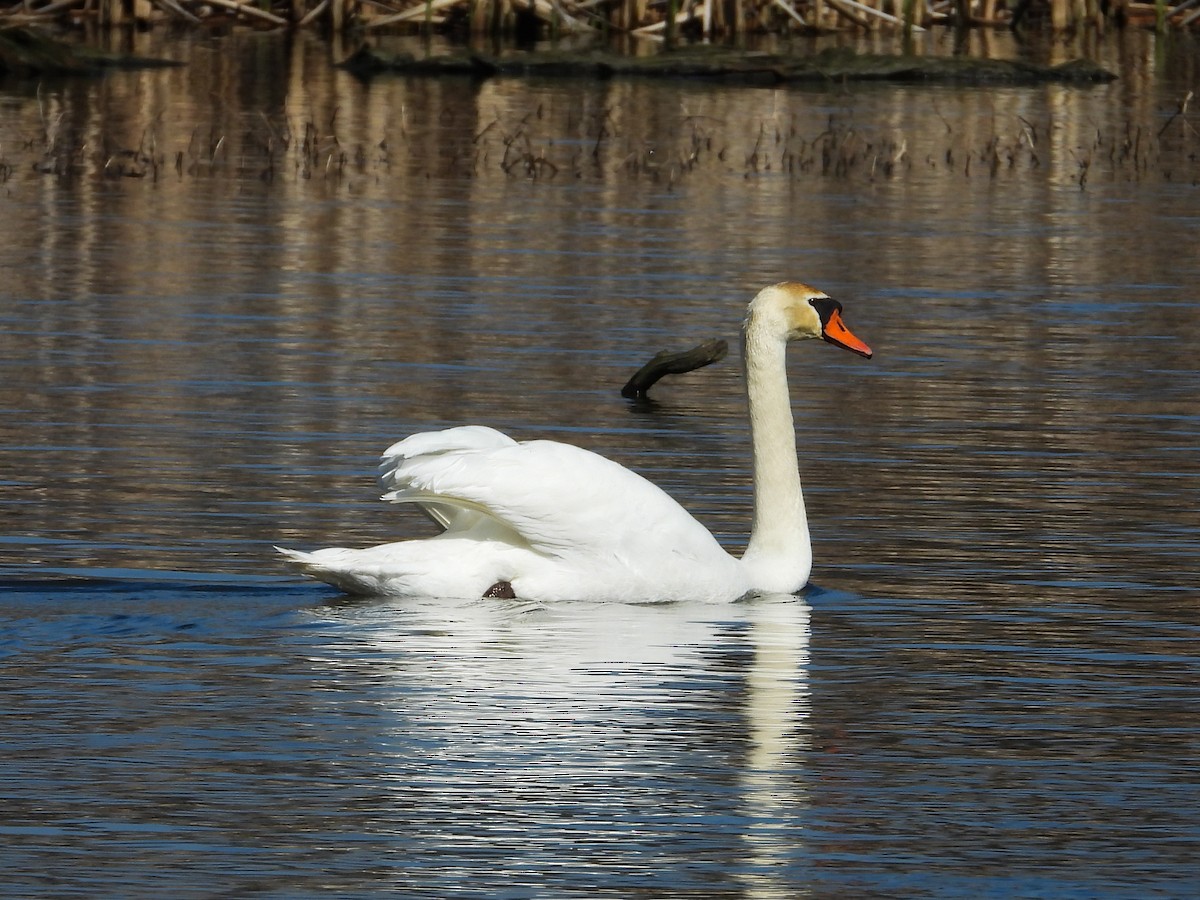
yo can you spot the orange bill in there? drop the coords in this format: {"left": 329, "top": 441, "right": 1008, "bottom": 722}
{"left": 822, "top": 309, "right": 873, "bottom": 359}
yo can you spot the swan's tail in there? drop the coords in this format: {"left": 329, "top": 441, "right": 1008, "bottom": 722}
{"left": 275, "top": 546, "right": 385, "bottom": 595}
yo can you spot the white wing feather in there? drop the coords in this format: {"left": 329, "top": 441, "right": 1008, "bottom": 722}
{"left": 381, "top": 432, "right": 728, "bottom": 563}
{"left": 380, "top": 426, "right": 518, "bottom": 532}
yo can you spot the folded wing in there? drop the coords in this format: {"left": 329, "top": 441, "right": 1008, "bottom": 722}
{"left": 379, "top": 426, "right": 729, "bottom": 565}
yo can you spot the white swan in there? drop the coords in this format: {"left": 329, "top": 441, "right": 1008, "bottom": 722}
{"left": 277, "top": 282, "right": 872, "bottom": 602}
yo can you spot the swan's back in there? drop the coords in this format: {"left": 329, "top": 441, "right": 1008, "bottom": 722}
{"left": 382, "top": 426, "right": 732, "bottom": 566}
{"left": 281, "top": 425, "right": 746, "bottom": 602}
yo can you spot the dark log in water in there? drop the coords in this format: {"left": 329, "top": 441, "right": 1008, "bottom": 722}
{"left": 0, "top": 26, "right": 183, "bottom": 75}
{"left": 338, "top": 45, "right": 1118, "bottom": 86}
{"left": 621, "top": 339, "right": 729, "bottom": 399}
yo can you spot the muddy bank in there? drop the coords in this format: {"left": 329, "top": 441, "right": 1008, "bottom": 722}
{"left": 339, "top": 44, "right": 1117, "bottom": 85}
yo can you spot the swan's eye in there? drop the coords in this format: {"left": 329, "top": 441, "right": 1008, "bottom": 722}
{"left": 808, "top": 296, "right": 843, "bottom": 327}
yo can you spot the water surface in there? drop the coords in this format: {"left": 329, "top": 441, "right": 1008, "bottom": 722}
{"left": 1, "top": 30, "right": 1198, "bottom": 897}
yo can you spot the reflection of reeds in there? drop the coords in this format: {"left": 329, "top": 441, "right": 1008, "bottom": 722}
{"left": 11, "top": 97, "right": 1199, "bottom": 189}
{"left": 4, "top": 0, "right": 1200, "bottom": 32}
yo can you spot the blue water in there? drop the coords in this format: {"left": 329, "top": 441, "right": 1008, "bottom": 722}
{"left": 2, "top": 29, "right": 1199, "bottom": 898}
{"left": 2, "top": 575, "right": 1197, "bottom": 897}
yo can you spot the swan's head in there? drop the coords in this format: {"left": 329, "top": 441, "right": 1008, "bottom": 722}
{"left": 747, "top": 282, "right": 873, "bottom": 359}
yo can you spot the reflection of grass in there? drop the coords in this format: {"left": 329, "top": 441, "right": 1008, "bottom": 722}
{"left": 11, "top": 99, "right": 1199, "bottom": 190}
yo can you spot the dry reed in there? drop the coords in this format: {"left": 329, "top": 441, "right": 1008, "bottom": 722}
{"left": 4, "top": 0, "right": 1200, "bottom": 34}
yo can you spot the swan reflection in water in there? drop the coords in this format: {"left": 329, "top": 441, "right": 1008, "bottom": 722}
{"left": 317, "top": 592, "right": 812, "bottom": 897}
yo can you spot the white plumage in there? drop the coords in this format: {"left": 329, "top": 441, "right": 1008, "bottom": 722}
{"left": 277, "top": 282, "right": 872, "bottom": 603}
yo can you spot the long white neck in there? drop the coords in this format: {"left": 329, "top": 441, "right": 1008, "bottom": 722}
{"left": 740, "top": 316, "right": 812, "bottom": 592}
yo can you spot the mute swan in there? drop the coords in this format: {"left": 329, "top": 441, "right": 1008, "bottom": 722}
{"left": 277, "top": 282, "right": 872, "bottom": 602}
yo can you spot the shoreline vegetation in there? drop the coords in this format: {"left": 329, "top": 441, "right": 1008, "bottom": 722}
{"left": 0, "top": 24, "right": 1121, "bottom": 81}
{"left": 2, "top": 0, "right": 1200, "bottom": 37}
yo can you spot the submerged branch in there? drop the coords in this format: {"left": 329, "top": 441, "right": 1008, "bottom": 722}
{"left": 621, "top": 339, "right": 729, "bottom": 399}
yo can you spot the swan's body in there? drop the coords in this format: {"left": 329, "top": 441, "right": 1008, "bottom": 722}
{"left": 278, "top": 282, "right": 872, "bottom": 602}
